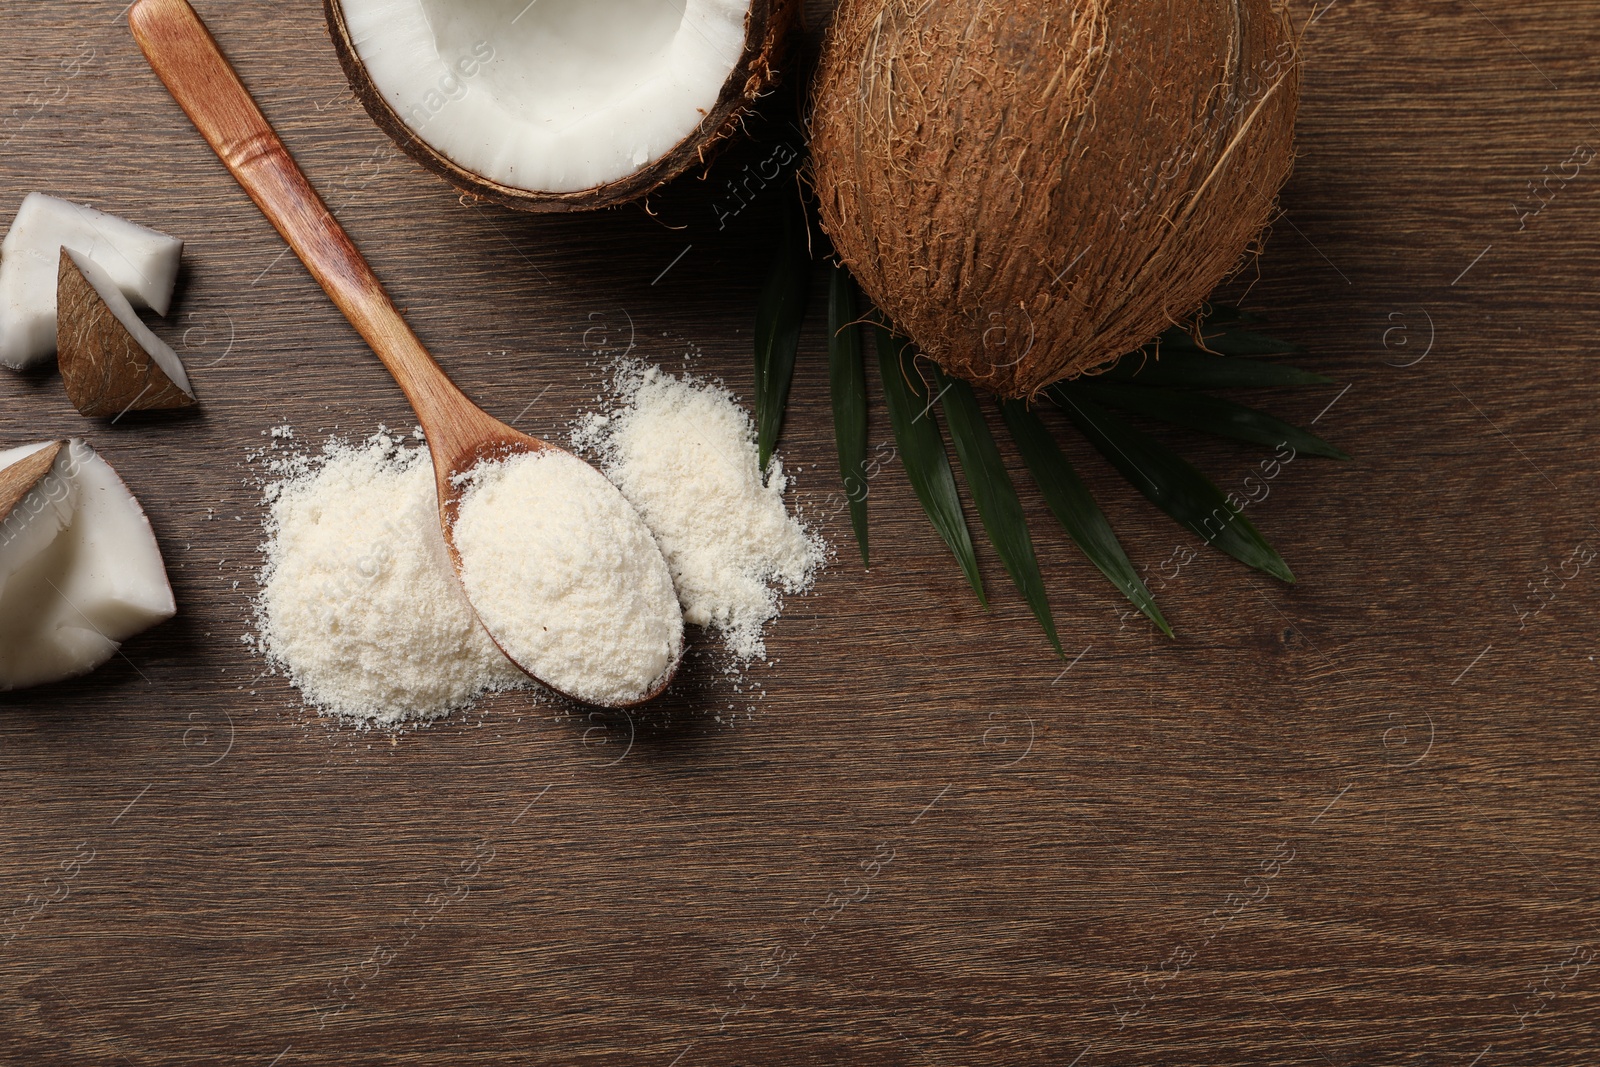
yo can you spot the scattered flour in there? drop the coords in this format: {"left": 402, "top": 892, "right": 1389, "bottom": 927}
{"left": 255, "top": 432, "right": 526, "bottom": 725}
{"left": 452, "top": 448, "right": 684, "bottom": 707}
{"left": 574, "top": 364, "right": 825, "bottom": 661}
{"left": 251, "top": 365, "right": 822, "bottom": 727}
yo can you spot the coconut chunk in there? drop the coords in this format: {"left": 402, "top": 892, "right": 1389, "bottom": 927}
{"left": 0, "top": 194, "right": 183, "bottom": 370}
{"left": 0, "top": 439, "right": 176, "bottom": 692}
{"left": 57, "top": 249, "right": 196, "bottom": 417}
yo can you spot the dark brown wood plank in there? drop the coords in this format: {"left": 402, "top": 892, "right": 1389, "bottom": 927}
{"left": 2, "top": 1, "right": 1597, "bottom": 1064}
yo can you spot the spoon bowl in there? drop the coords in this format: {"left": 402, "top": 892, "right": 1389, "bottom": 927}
{"left": 130, "top": 0, "right": 681, "bottom": 708}
{"left": 433, "top": 429, "right": 680, "bottom": 710}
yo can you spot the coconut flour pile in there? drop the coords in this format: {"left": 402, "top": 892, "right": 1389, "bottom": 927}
{"left": 254, "top": 366, "right": 822, "bottom": 726}
{"left": 574, "top": 365, "right": 824, "bottom": 661}
{"left": 254, "top": 431, "right": 526, "bottom": 725}
{"left": 452, "top": 449, "right": 683, "bottom": 708}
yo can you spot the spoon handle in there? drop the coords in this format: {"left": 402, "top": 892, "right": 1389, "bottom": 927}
{"left": 129, "top": 0, "right": 478, "bottom": 432}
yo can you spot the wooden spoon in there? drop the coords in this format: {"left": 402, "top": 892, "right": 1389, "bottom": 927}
{"left": 129, "top": 0, "right": 681, "bottom": 708}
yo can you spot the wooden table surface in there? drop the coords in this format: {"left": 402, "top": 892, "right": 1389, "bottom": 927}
{"left": 2, "top": 1, "right": 1597, "bottom": 1064}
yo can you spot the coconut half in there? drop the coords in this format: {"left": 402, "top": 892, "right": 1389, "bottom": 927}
{"left": 0, "top": 194, "right": 183, "bottom": 370}
{"left": 0, "top": 439, "right": 176, "bottom": 692}
{"left": 326, "top": 0, "right": 798, "bottom": 210}
{"left": 57, "top": 249, "right": 197, "bottom": 418}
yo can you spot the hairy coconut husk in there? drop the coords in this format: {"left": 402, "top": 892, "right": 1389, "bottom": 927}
{"left": 810, "top": 0, "right": 1301, "bottom": 398}
{"left": 57, "top": 250, "right": 197, "bottom": 418}
{"left": 0, "top": 441, "right": 65, "bottom": 526}
{"left": 326, "top": 0, "right": 801, "bottom": 213}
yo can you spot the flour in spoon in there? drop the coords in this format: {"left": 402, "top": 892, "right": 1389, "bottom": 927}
{"left": 451, "top": 449, "right": 683, "bottom": 707}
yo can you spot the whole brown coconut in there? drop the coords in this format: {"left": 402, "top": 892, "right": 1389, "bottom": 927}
{"left": 810, "top": 0, "right": 1301, "bottom": 398}
{"left": 327, "top": 0, "right": 799, "bottom": 212}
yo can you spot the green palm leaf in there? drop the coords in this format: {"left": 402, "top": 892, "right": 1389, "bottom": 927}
{"left": 874, "top": 326, "right": 985, "bottom": 605}
{"left": 934, "top": 370, "right": 1061, "bottom": 655}
{"left": 1072, "top": 381, "right": 1350, "bottom": 459}
{"left": 750, "top": 218, "right": 1336, "bottom": 638}
{"left": 1001, "top": 400, "right": 1172, "bottom": 637}
{"left": 1054, "top": 388, "right": 1295, "bottom": 583}
{"left": 827, "top": 263, "right": 870, "bottom": 564}
{"left": 753, "top": 195, "right": 812, "bottom": 474}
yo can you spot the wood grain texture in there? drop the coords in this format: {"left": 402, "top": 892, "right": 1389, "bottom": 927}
{"left": 1, "top": 1, "right": 1598, "bottom": 1064}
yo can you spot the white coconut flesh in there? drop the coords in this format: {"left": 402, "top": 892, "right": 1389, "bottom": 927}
{"left": 0, "top": 440, "right": 176, "bottom": 692}
{"left": 64, "top": 249, "right": 195, "bottom": 398}
{"left": 343, "top": 0, "right": 753, "bottom": 194}
{"left": 0, "top": 194, "right": 182, "bottom": 370}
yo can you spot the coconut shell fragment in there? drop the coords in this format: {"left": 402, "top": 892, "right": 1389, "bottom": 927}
{"left": 810, "top": 0, "right": 1302, "bottom": 398}
{"left": 0, "top": 441, "right": 65, "bottom": 527}
{"left": 57, "top": 248, "right": 196, "bottom": 417}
